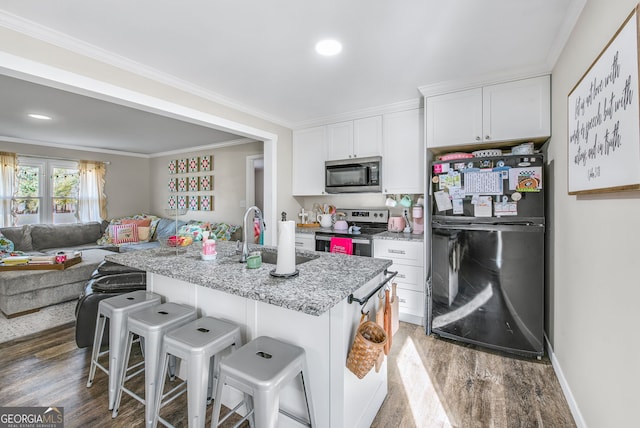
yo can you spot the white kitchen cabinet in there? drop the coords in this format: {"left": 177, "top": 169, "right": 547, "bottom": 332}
{"left": 373, "top": 239, "right": 425, "bottom": 325}
{"left": 382, "top": 108, "right": 424, "bottom": 194}
{"left": 426, "top": 75, "right": 550, "bottom": 149}
{"left": 295, "top": 233, "right": 315, "bottom": 251}
{"left": 426, "top": 88, "right": 482, "bottom": 149}
{"left": 326, "top": 116, "right": 382, "bottom": 160}
{"left": 292, "top": 126, "right": 327, "bottom": 195}
{"left": 482, "top": 75, "right": 551, "bottom": 143}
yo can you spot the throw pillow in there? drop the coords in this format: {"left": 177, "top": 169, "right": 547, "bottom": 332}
{"left": 177, "top": 224, "right": 204, "bottom": 241}
{"left": 96, "top": 214, "right": 160, "bottom": 245}
{"left": 122, "top": 218, "right": 153, "bottom": 242}
{"left": 110, "top": 223, "right": 139, "bottom": 245}
{"left": 137, "top": 226, "right": 150, "bottom": 241}
{"left": 211, "top": 223, "right": 241, "bottom": 241}
{"left": 122, "top": 218, "right": 152, "bottom": 227}
{"left": 0, "top": 231, "right": 14, "bottom": 255}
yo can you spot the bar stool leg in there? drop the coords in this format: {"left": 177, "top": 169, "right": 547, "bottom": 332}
{"left": 153, "top": 344, "right": 172, "bottom": 428}
{"left": 144, "top": 330, "right": 163, "bottom": 428}
{"left": 186, "top": 352, "right": 208, "bottom": 427}
{"left": 210, "top": 369, "right": 227, "bottom": 428}
{"left": 86, "top": 312, "right": 107, "bottom": 387}
{"left": 108, "top": 311, "right": 128, "bottom": 410}
{"left": 112, "top": 330, "right": 135, "bottom": 418}
{"left": 301, "top": 362, "right": 315, "bottom": 427}
{"left": 210, "top": 373, "right": 254, "bottom": 428}
{"left": 254, "top": 390, "right": 279, "bottom": 428}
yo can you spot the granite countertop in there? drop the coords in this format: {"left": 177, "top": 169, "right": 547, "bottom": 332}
{"left": 374, "top": 231, "right": 425, "bottom": 242}
{"left": 105, "top": 241, "right": 392, "bottom": 317}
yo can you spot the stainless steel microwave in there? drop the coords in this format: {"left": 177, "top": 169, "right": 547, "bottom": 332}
{"left": 325, "top": 156, "right": 382, "bottom": 193}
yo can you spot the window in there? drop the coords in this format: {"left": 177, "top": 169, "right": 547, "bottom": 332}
{"left": 15, "top": 158, "right": 79, "bottom": 225}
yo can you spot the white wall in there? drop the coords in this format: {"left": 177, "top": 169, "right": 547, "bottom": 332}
{"left": 0, "top": 140, "right": 151, "bottom": 219}
{"left": 550, "top": 1, "right": 640, "bottom": 426}
{"left": 150, "top": 142, "right": 263, "bottom": 225}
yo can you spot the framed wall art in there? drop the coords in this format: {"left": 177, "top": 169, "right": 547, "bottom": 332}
{"left": 200, "top": 155, "right": 212, "bottom": 172}
{"left": 166, "top": 153, "right": 214, "bottom": 211}
{"left": 188, "top": 176, "right": 199, "bottom": 192}
{"left": 567, "top": 5, "right": 640, "bottom": 194}
{"left": 188, "top": 156, "right": 199, "bottom": 173}
{"left": 168, "top": 178, "right": 177, "bottom": 193}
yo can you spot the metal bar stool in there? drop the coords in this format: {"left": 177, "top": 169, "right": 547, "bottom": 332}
{"left": 211, "top": 336, "right": 315, "bottom": 428}
{"left": 112, "top": 302, "right": 197, "bottom": 428}
{"left": 86, "top": 290, "right": 162, "bottom": 410}
{"left": 153, "top": 316, "right": 243, "bottom": 428}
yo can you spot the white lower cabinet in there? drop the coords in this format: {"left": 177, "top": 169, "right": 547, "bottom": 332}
{"left": 373, "top": 239, "right": 425, "bottom": 325}
{"left": 295, "top": 233, "right": 315, "bottom": 250}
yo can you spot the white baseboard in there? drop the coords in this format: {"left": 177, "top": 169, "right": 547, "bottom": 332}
{"left": 545, "top": 334, "right": 587, "bottom": 428}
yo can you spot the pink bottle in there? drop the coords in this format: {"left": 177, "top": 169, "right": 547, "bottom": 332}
{"left": 201, "top": 237, "right": 217, "bottom": 260}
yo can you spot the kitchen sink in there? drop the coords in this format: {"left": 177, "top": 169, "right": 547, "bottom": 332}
{"left": 228, "top": 250, "right": 318, "bottom": 265}
{"left": 259, "top": 250, "right": 317, "bottom": 265}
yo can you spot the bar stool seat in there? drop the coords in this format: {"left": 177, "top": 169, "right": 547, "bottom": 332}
{"left": 86, "top": 290, "right": 162, "bottom": 410}
{"left": 154, "top": 316, "right": 242, "bottom": 428}
{"left": 211, "top": 336, "right": 315, "bottom": 428}
{"left": 112, "top": 302, "right": 197, "bottom": 428}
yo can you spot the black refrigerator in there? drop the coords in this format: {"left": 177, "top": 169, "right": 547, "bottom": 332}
{"left": 428, "top": 152, "right": 545, "bottom": 358}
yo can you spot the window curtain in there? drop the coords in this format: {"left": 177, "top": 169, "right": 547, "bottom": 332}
{"left": 0, "top": 152, "right": 17, "bottom": 228}
{"left": 77, "top": 160, "right": 107, "bottom": 222}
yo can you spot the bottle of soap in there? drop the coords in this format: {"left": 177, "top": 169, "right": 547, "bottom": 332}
{"left": 201, "top": 236, "right": 217, "bottom": 260}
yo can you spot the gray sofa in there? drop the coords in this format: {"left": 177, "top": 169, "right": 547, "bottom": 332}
{"left": 0, "top": 222, "right": 116, "bottom": 317}
{"left": 0, "top": 218, "right": 243, "bottom": 317}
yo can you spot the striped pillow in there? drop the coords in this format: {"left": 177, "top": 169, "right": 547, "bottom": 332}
{"left": 110, "top": 223, "right": 139, "bottom": 245}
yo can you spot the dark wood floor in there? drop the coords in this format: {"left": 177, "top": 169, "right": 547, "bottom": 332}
{"left": 372, "top": 323, "right": 576, "bottom": 428}
{"left": 0, "top": 322, "right": 575, "bottom": 427}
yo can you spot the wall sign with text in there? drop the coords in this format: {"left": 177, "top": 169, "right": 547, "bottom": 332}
{"left": 567, "top": 5, "right": 640, "bottom": 194}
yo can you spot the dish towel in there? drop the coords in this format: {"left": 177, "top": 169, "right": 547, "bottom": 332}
{"left": 329, "top": 237, "right": 353, "bottom": 255}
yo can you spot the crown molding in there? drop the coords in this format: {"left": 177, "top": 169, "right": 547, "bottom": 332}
{"left": 0, "top": 10, "right": 293, "bottom": 129}
{"left": 2, "top": 135, "right": 259, "bottom": 158}
{"left": 418, "top": 66, "right": 552, "bottom": 98}
{"left": 0, "top": 135, "right": 151, "bottom": 158}
{"left": 150, "top": 138, "right": 257, "bottom": 158}
{"left": 545, "top": 0, "right": 588, "bottom": 70}
{"left": 292, "top": 98, "right": 422, "bottom": 130}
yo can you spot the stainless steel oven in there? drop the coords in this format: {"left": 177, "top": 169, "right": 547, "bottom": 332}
{"left": 325, "top": 156, "right": 382, "bottom": 193}
{"left": 315, "top": 234, "right": 374, "bottom": 257}
{"left": 314, "top": 208, "right": 388, "bottom": 256}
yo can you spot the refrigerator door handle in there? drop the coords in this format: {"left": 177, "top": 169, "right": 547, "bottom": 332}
{"left": 432, "top": 222, "right": 544, "bottom": 233}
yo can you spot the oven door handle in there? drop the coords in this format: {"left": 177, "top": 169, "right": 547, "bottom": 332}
{"left": 315, "top": 235, "right": 371, "bottom": 245}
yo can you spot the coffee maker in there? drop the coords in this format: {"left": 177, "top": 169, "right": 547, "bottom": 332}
{"left": 412, "top": 203, "right": 424, "bottom": 234}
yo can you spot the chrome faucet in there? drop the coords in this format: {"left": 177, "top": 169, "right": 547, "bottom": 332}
{"left": 240, "top": 206, "right": 265, "bottom": 263}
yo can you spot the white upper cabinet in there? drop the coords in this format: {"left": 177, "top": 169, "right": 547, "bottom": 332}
{"left": 426, "top": 75, "right": 550, "bottom": 149}
{"left": 426, "top": 88, "right": 483, "bottom": 149}
{"left": 326, "top": 116, "right": 382, "bottom": 160}
{"left": 382, "top": 108, "right": 424, "bottom": 194}
{"left": 292, "top": 126, "right": 327, "bottom": 195}
{"left": 482, "top": 76, "right": 551, "bottom": 143}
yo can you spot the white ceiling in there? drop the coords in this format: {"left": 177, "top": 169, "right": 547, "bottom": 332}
{"left": 0, "top": 0, "right": 585, "bottom": 156}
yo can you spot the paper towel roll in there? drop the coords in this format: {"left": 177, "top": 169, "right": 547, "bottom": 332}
{"left": 275, "top": 220, "right": 296, "bottom": 274}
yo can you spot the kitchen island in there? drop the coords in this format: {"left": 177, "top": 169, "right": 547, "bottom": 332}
{"left": 106, "top": 241, "right": 393, "bottom": 428}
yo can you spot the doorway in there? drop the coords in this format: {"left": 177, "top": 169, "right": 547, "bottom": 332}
{"left": 245, "top": 154, "right": 264, "bottom": 211}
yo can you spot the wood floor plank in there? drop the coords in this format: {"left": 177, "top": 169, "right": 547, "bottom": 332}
{"left": 0, "top": 321, "right": 575, "bottom": 427}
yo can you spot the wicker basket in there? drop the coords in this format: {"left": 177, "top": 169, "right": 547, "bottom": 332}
{"left": 346, "top": 319, "right": 388, "bottom": 379}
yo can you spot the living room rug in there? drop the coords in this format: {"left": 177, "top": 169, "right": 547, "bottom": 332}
{"left": 0, "top": 301, "right": 76, "bottom": 344}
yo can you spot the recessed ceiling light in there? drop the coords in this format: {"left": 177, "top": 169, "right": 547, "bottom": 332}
{"left": 315, "top": 39, "right": 342, "bottom": 56}
{"left": 28, "top": 113, "right": 52, "bottom": 120}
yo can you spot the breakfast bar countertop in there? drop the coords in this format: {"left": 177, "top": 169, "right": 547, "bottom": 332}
{"left": 105, "top": 241, "right": 392, "bottom": 317}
